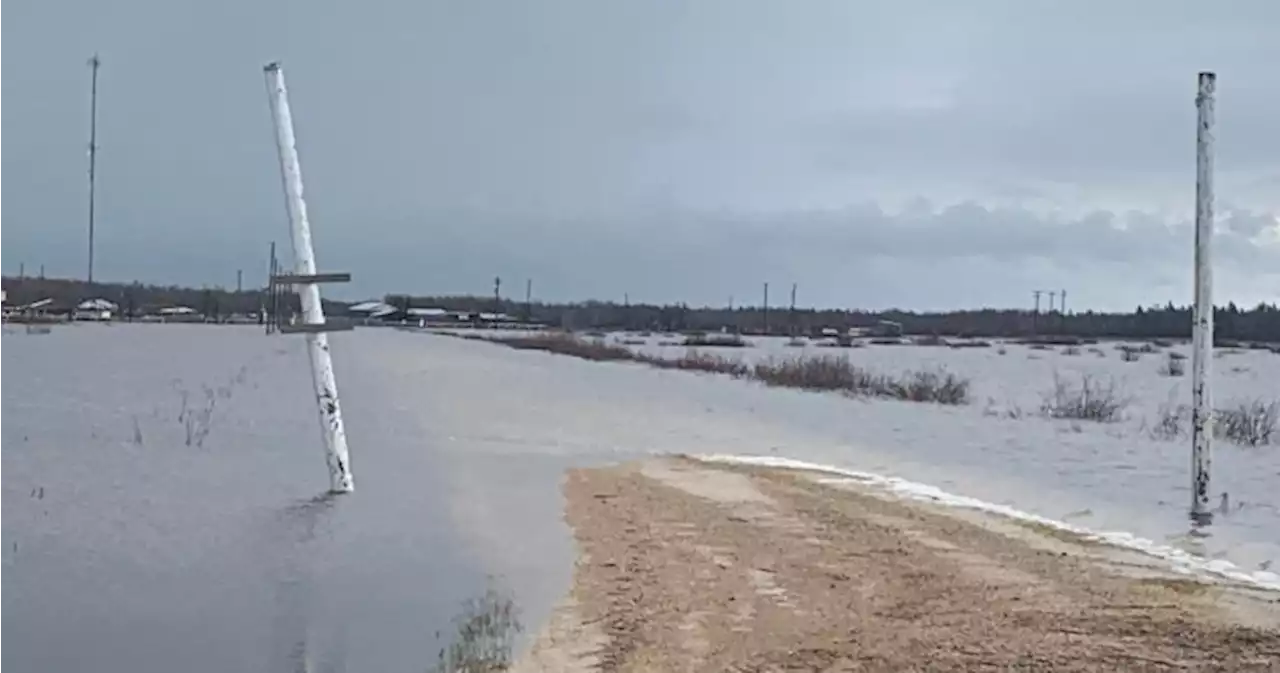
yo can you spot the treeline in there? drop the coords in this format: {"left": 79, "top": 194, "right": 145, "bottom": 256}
{"left": 386, "top": 293, "right": 1280, "bottom": 342}
{"left": 0, "top": 277, "right": 343, "bottom": 318}
{"left": 3, "top": 277, "right": 1275, "bottom": 341}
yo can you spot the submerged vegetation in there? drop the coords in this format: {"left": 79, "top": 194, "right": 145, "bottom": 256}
{"left": 428, "top": 587, "right": 523, "bottom": 673}
{"left": 474, "top": 333, "right": 971, "bottom": 406}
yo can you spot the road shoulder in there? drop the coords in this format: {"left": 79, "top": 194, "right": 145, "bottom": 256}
{"left": 513, "top": 457, "right": 1280, "bottom": 672}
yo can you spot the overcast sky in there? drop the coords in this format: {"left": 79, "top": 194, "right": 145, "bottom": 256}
{"left": 4, "top": 1, "right": 1278, "bottom": 311}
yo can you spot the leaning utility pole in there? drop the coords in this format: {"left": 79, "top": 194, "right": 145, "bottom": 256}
{"left": 1190, "top": 71, "right": 1216, "bottom": 524}
{"left": 86, "top": 54, "right": 101, "bottom": 284}
{"left": 263, "top": 62, "right": 355, "bottom": 493}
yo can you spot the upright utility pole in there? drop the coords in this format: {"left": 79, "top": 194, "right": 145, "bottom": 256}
{"left": 266, "top": 242, "right": 277, "bottom": 333}
{"left": 493, "top": 276, "right": 502, "bottom": 313}
{"left": 1032, "top": 290, "right": 1043, "bottom": 334}
{"left": 1190, "top": 71, "right": 1217, "bottom": 524}
{"left": 789, "top": 282, "right": 797, "bottom": 336}
{"left": 264, "top": 62, "right": 355, "bottom": 494}
{"left": 1060, "top": 289, "right": 1068, "bottom": 331}
{"left": 762, "top": 282, "right": 769, "bottom": 334}
{"left": 86, "top": 54, "right": 101, "bottom": 284}
{"left": 525, "top": 278, "right": 533, "bottom": 322}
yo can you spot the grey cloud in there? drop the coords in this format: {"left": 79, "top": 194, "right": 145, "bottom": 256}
{"left": 328, "top": 203, "right": 1277, "bottom": 312}
{"left": 3, "top": 0, "right": 1278, "bottom": 311}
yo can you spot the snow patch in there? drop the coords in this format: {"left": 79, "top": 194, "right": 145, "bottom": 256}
{"left": 694, "top": 453, "right": 1280, "bottom": 592}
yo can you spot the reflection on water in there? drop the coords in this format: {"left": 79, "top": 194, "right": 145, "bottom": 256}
{"left": 429, "top": 585, "right": 523, "bottom": 673}
{"left": 3, "top": 327, "right": 565, "bottom": 672}
{"left": 270, "top": 493, "right": 346, "bottom": 673}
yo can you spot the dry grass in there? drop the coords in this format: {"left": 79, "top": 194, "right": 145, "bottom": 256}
{"left": 428, "top": 587, "right": 522, "bottom": 673}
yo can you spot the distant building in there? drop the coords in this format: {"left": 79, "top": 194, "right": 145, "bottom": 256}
{"left": 74, "top": 298, "right": 118, "bottom": 321}
{"left": 347, "top": 301, "right": 397, "bottom": 320}
{"left": 407, "top": 307, "right": 449, "bottom": 320}
{"left": 872, "top": 320, "right": 904, "bottom": 337}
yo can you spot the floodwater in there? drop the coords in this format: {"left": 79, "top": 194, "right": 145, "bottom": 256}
{"left": 5, "top": 325, "right": 1278, "bottom": 671}
{"left": 445, "top": 328, "right": 1280, "bottom": 577}
{"left": 2, "top": 324, "right": 586, "bottom": 672}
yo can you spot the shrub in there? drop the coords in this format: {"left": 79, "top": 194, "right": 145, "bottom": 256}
{"left": 887, "top": 369, "right": 971, "bottom": 405}
{"left": 752, "top": 356, "right": 970, "bottom": 405}
{"left": 644, "top": 349, "right": 749, "bottom": 377}
{"left": 1215, "top": 400, "right": 1278, "bottom": 447}
{"left": 1159, "top": 353, "right": 1186, "bottom": 377}
{"left": 484, "top": 333, "right": 969, "bottom": 405}
{"left": 1119, "top": 347, "right": 1141, "bottom": 362}
{"left": 1040, "top": 373, "right": 1129, "bottom": 422}
{"left": 1147, "top": 398, "right": 1277, "bottom": 447}
{"left": 1149, "top": 401, "right": 1189, "bottom": 440}
{"left": 753, "top": 355, "right": 870, "bottom": 392}
{"left": 683, "top": 333, "right": 748, "bottom": 348}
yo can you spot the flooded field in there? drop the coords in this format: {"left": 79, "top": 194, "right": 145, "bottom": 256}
{"left": 444, "top": 328, "right": 1280, "bottom": 580}
{"left": 5, "top": 324, "right": 1277, "bottom": 670}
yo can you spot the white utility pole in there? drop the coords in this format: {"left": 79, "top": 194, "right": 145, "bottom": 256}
{"left": 87, "top": 54, "right": 101, "bottom": 284}
{"left": 264, "top": 62, "right": 355, "bottom": 493}
{"left": 1190, "top": 71, "right": 1216, "bottom": 524}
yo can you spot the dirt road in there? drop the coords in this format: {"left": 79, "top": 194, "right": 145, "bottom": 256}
{"left": 514, "top": 457, "right": 1280, "bottom": 672}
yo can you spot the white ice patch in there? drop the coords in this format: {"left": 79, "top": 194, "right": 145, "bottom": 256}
{"left": 694, "top": 453, "right": 1280, "bottom": 593}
